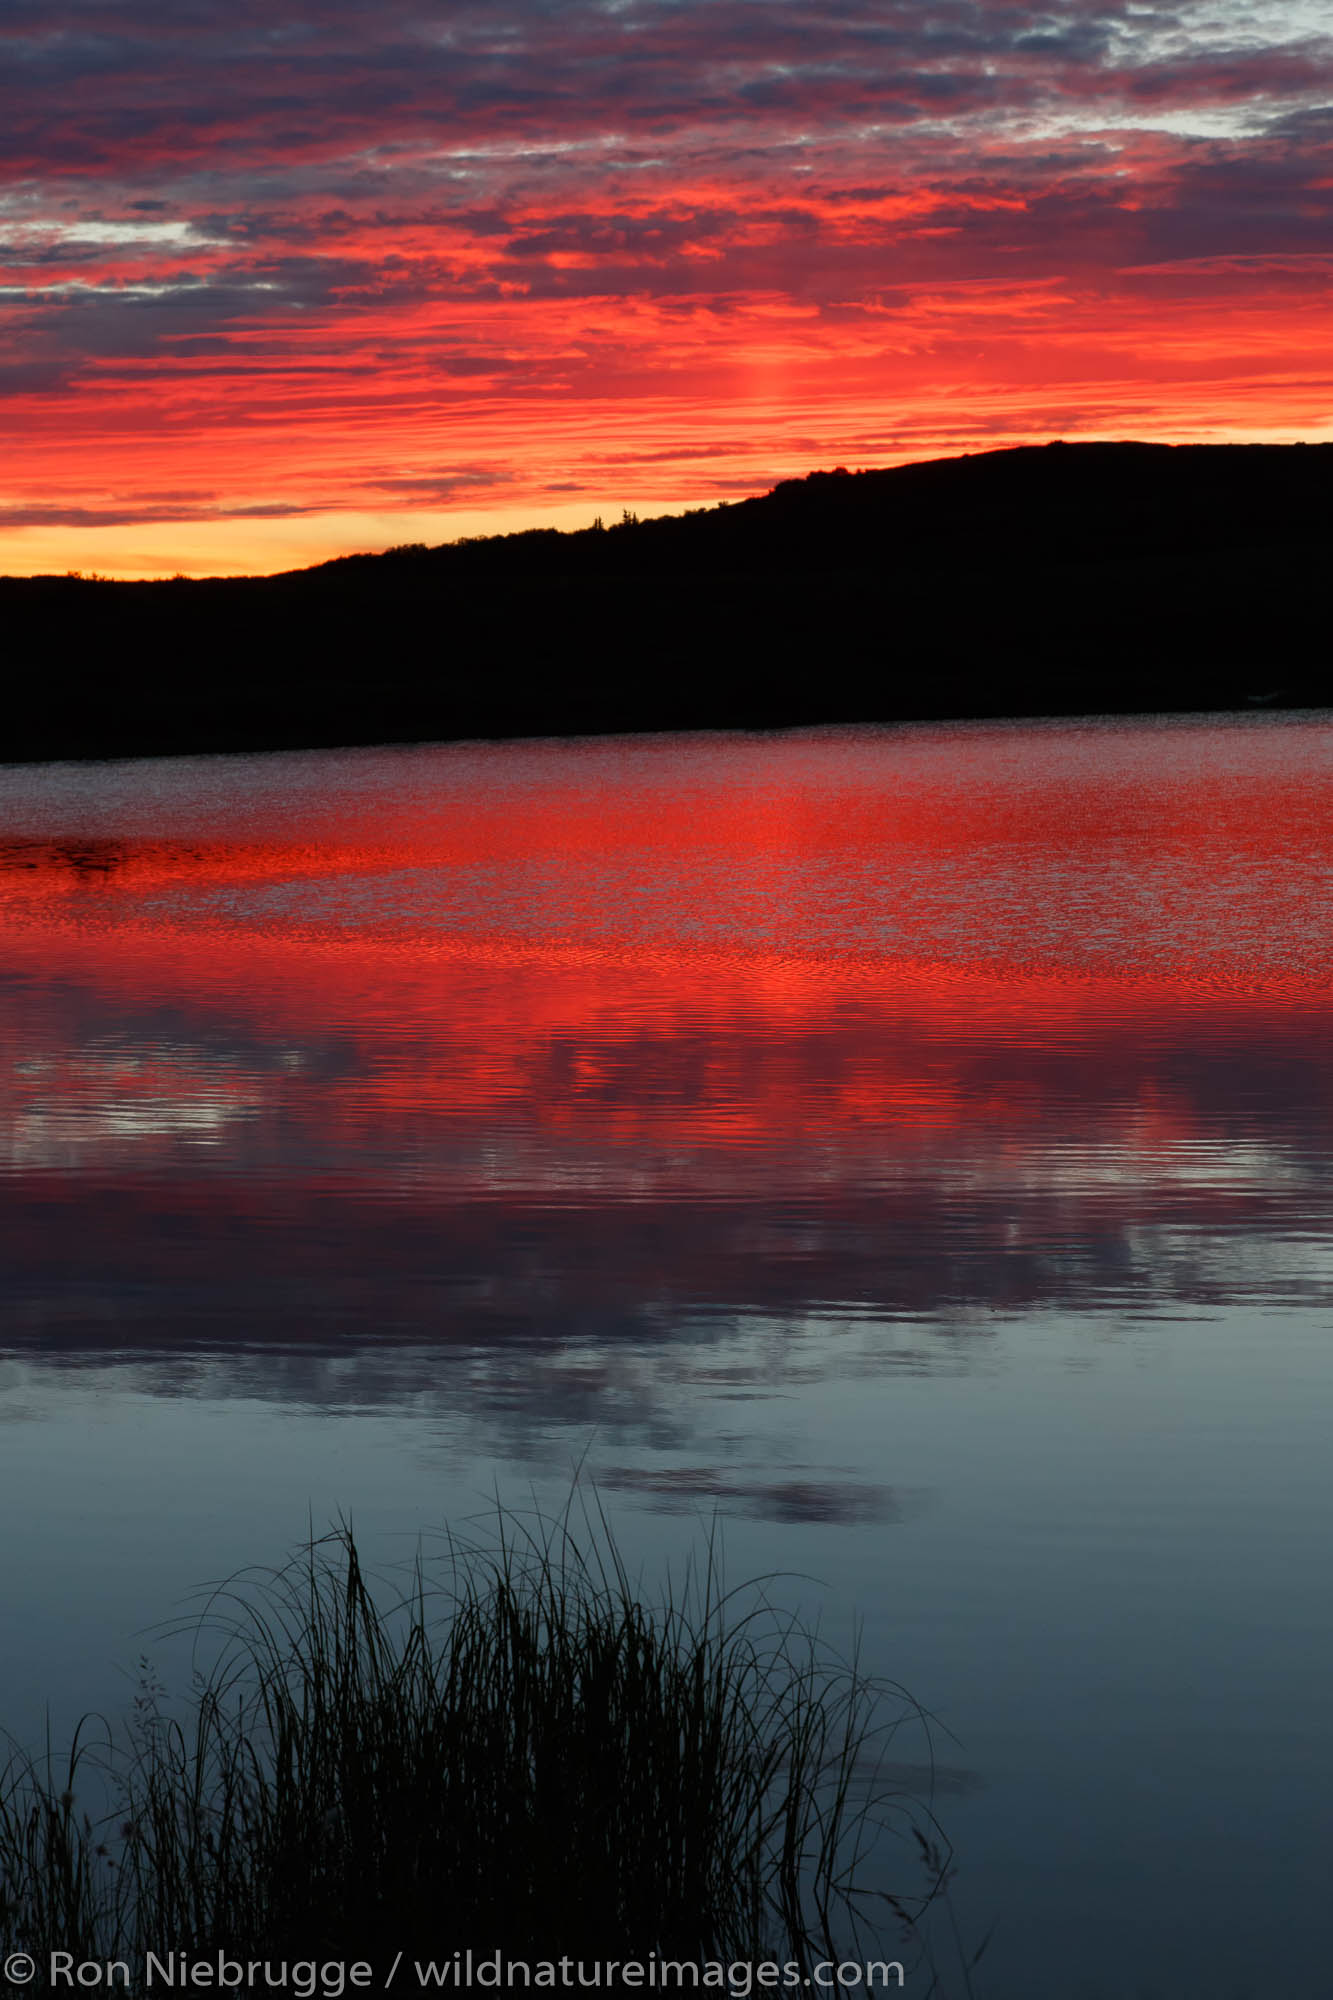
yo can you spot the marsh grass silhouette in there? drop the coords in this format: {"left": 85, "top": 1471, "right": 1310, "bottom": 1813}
{"left": 0, "top": 1507, "right": 968, "bottom": 1992}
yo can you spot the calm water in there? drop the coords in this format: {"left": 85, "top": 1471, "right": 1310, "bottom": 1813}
{"left": 1, "top": 714, "right": 1331, "bottom": 1998}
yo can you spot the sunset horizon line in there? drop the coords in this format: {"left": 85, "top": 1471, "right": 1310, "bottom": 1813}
{"left": 8, "top": 426, "right": 1329, "bottom": 585}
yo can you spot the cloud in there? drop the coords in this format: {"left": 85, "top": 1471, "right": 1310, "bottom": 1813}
{"left": 0, "top": 495, "right": 322, "bottom": 528}
{"left": 370, "top": 467, "right": 514, "bottom": 501}
{"left": 1, "top": 0, "right": 1330, "bottom": 567}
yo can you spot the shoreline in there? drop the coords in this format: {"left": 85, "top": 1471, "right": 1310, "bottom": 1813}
{"left": 4, "top": 442, "right": 1327, "bottom": 766}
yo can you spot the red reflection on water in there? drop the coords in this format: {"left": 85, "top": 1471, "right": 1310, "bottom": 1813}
{"left": 1, "top": 914, "right": 1328, "bottom": 1180}
{"left": 2, "top": 721, "right": 1331, "bottom": 1341}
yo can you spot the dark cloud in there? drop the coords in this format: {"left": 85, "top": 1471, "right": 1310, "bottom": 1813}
{"left": 1, "top": 0, "right": 1329, "bottom": 552}
{"left": 371, "top": 467, "right": 514, "bottom": 501}
{"left": 1, "top": 1, "right": 1326, "bottom": 188}
{"left": 0, "top": 359, "right": 77, "bottom": 396}
{"left": 0, "top": 495, "right": 321, "bottom": 527}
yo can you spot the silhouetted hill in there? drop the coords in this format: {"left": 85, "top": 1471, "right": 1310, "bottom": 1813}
{"left": 3, "top": 441, "right": 1329, "bottom": 763}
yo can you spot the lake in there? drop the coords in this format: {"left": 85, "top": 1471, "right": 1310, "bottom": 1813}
{"left": 1, "top": 713, "right": 1331, "bottom": 1998}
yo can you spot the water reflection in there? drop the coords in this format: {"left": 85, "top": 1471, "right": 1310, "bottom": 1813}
{"left": 596, "top": 1465, "right": 915, "bottom": 1524}
{"left": 0, "top": 718, "right": 1331, "bottom": 1376}
{"left": 1, "top": 718, "right": 1332, "bottom": 1998}
{"left": 1, "top": 929, "right": 1329, "bottom": 1359}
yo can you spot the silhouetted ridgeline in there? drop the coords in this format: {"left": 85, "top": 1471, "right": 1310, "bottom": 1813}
{"left": 4, "top": 440, "right": 1330, "bottom": 763}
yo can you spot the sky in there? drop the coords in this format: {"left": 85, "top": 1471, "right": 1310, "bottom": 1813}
{"left": 2, "top": 0, "right": 1331, "bottom": 576}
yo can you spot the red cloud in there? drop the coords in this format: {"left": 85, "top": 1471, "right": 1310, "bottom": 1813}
{"left": 2, "top": 0, "right": 1330, "bottom": 571}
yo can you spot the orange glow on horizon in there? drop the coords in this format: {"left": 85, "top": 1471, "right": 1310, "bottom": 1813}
{"left": 4, "top": 22, "right": 1331, "bottom": 581}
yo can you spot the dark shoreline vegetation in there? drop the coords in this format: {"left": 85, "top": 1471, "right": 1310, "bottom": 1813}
{"left": 0, "top": 1514, "right": 972, "bottom": 1996}
{"left": 4, "top": 439, "right": 1330, "bottom": 765}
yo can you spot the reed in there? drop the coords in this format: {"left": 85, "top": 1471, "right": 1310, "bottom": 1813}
{"left": 0, "top": 1505, "right": 959, "bottom": 1989}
